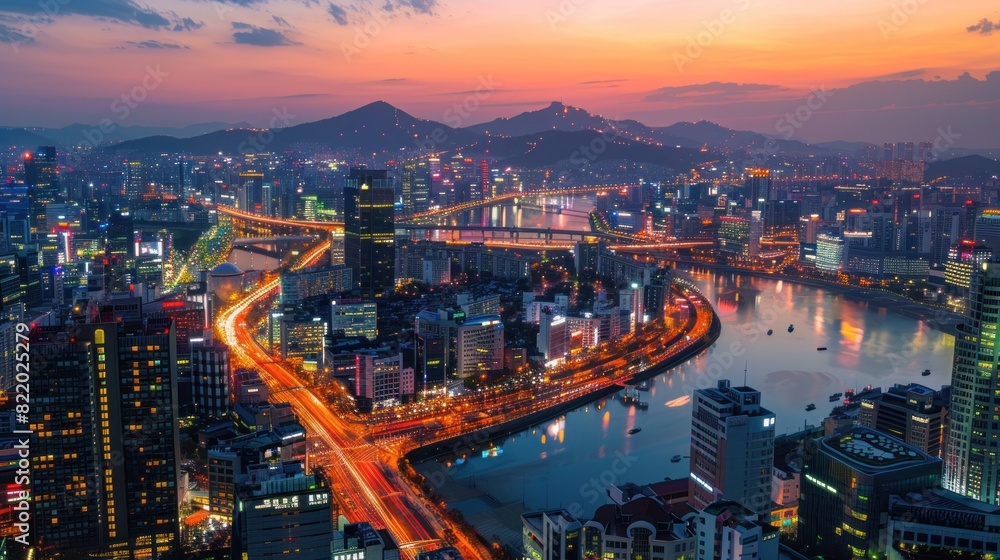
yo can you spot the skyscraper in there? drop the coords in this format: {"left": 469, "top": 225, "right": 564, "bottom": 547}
{"left": 25, "top": 146, "right": 58, "bottom": 237}
{"left": 744, "top": 168, "right": 771, "bottom": 213}
{"left": 689, "top": 379, "right": 775, "bottom": 514}
{"left": 192, "top": 339, "right": 232, "bottom": 419}
{"left": 401, "top": 160, "right": 431, "bottom": 215}
{"left": 944, "top": 261, "right": 1000, "bottom": 503}
{"left": 344, "top": 168, "right": 395, "bottom": 297}
{"left": 30, "top": 321, "right": 181, "bottom": 558}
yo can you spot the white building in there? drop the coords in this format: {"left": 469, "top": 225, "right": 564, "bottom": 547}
{"left": 537, "top": 311, "right": 567, "bottom": 366}
{"left": 693, "top": 501, "right": 780, "bottom": 560}
{"left": 455, "top": 315, "right": 504, "bottom": 378}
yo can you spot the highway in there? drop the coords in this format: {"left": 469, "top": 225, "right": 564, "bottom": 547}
{"left": 217, "top": 240, "right": 489, "bottom": 559}
{"left": 215, "top": 227, "right": 717, "bottom": 558}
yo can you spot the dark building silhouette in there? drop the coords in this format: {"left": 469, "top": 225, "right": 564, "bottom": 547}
{"left": 344, "top": 168, "right": 395, "bottom": 298}
{"left": 24, "top": 146, "right": 58, "bottom": 238}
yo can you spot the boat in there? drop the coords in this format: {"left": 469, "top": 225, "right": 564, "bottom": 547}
{"left": 670, "top": 455, "right": 683, "bottom": 463}
{"left": 628, "top": 427, "right": 642, "bottom": 435}
{"left": 817, "top": 347, "right": 828, "bottom": 351}
{"left": 788, "top": 324, "right": 795, "bottom": 333}
{"left": 806, "top": 404, "right": 816, "bottom": 411}
{"left": 767, "top": 329, "right": 773, "bottom": 336}
{"left": 921, "top": 369, "right": 931, "bottom": 376}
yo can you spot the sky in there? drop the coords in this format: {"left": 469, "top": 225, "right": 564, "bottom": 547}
{"left": 1, "top": 0, "right": 999, "bottom": 145}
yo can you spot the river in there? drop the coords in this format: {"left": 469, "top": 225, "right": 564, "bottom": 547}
{"left": 414, "top": 195, "right": 958, "bottom": 547}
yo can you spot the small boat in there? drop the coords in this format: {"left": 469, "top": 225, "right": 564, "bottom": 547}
{"left": 806, "top": 404, "right": 816, "bottom": 411}
{"left": 670, "top": 455, "right": 683, "bottom": 463}
{"left": 767, "top": 329, "right": 773, "bottom": 336}
{"left": 817, "top": 347, "right": 828, "bottom": 351}
{"left": 921, "top": 369, "right": 931, "bottom": 376}
{"left": 788, "top": 324, "right": 795, "bottom": 333}
{"left": 628, "top": 427, "right": 642, "bottom": 435}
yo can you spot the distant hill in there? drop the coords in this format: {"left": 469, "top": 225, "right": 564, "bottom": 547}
{"left": 656, "top": 120, "right": 828, "bottom": 156}
{"left": 466, "top": 101, "right": 615, "bottom": 136}
{"left": 0, "top": 128, "right": 55, "bottom": 148}
{"left": 925, "top": 155, "right": 1000, "bottom": 181}
{"left": 463, "top": 129, "right": 712, "bottom": 170}
{"left": 110, "top": 101, "right": 480, "bottom": 156}
{"left": 2, "top": 121, "right": 251, "bottom": 147}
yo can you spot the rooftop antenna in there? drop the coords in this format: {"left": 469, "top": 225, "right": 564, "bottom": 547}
{"left": 744, "top": 361, "right": 748, "bottom": 386}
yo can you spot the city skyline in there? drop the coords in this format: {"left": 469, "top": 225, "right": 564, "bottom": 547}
{"left": 1, "top": 1, "right": 999, "bottom": 145}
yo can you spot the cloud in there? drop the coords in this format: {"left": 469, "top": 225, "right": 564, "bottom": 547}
{"left": 382, "top": 0, "right": 438, "bottom": 15}
{"left": 272, "top": 15, "right": 292, "bottom": 27}
{"left": 231, "top": 22, "right": 299, "bottom": 46}
{"left": 0, "top": 21, "right": 33, "bottom": 45}
{"left": 126, "top": 40, "right": 190, "bottom": 49}
{"left": 0, "top": 0, "right": 175, "bottom": 29}
{"left": 173, "top": 17, "right": 204, "bottom": 31}
{"left": 327, "top": 3, "right": 349, "bottom": 25}
{"left": 643, "top": 82, "right": 787, "bottom": 103}
{"left": 579, "top": 79, "right": 629, "bottom": 85}
{"left": 967, "top": 18, "right": 999, "bottom": 35}
{"left": 873, "top": 69, "right": 928, "bottom": 80}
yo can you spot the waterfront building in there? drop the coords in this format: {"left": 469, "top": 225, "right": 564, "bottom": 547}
{"left": 522, "top": 510, "right": 583, "bottom": 560}
{"left": 887, "top": 488, "right": 1000, "bottom": 558}
{"left": 689, "top": 380, "right": 775, "bottom": 514}
{"left": 944, "top": 261, "right": 1000, "bottom": 504}
{"left": 857, "top": 383, "right": 948, "bottom": 457}
{"left": 799, "top": 427, "right": 942, "bottom": 559}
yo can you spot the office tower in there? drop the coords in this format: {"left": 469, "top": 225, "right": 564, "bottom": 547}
{"left": 693, "top": 501, "right": 779, "bottom": 560}
{"left": 192, "top": 339, "right": 232, "bottom": 419}
{"left": 353, "top": 352, "right": 414, "bottom": 410}
{"left": 537, "top": 310, "right": 567, "bottom": 365}
{"left": 479, "top": 158, "right": 490, "bottom": 200}
{"left": 329, "top": 299, "right": 377, "bottom": 340}
{"left": 238, "top": 170, "right": 268, "bottom": 215}
{"left": 975, "top": 209, "right": 1000, "bottom": 253}
{"left": 344, "top": 168, "right": 395, "bottom": 297}
{"left": 280, "top": 265, "right": 352, "bottom": 307}
{"left": 857, "top": 383, "right": 948, "bottom": 456}
{"left": 414, "top": 308, "right": 466, "bottom": 391}
{"left": 800, "top": 427, "right": 941, "bottom": 559}
{"left": 744, "top": 168, "right": 771, "bottom": 212}
{"left": 883, "top": 142, "right": 895, "bottom": 162}
{"left": 945, "top": 240, "right": 993, "bottom": 291}
{"left": 689, "top": 379, "right": 775, "bottom": 513}
{"left": 619, "top": 283, "right": 643, "bottom": 332}
{"left": 25, "top": 146, "right": 58, "bottom": 237}
{"left": 898, "top": 141, "right": 915, "bottom": 162}
{"left": 124, "top": 159, "right": 145, "bottom": 199}
{"left": 401, "top": 159, "right": 431, "bottom": 215}
{"left": 574, "top": 241, "right": 601, "bottom": 279}
{"left": 945, "top": 262, "right": 1000, "bottom": 503}
{"left": 815, "top": 234, "right": 844, "bottom": 274}
{"left": 456, "top": 315, "right": 504, "bottom": 378}
{"left": 642, "top": 268, "right": 671, "bottom": 321}
{"left": 30, "top": 321, "right": 181, "bottom": 559}
{"left": 231, "top": 464, "right": 332, "bottom": 560}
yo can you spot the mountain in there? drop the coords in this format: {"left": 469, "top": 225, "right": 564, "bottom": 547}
{"left": 0, "top": 128, "right": 54, "bottom": 148}
{"left": 462, "top": 129, "right": 712, "bottom": 170}
{"left": 925, "top": 155, "right": 1000, "bottom": 181}
{"left": 466, "top": 101, "right": 616, "bottom": 137}
{"left": 3, "top": 121, "right": 252, "bottom": 147}
{"left": 109, "top": 101, "right": 481, "bottom": 156}
{"left": 656, "top": 120, "right": 828, "bottom": 156}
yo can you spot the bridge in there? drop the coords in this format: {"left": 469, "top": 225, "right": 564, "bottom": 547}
{"left": 402, "top": 185, "right": 617, "bottom": 222}
{"left": 397, "top": 223, "right": 635, "bottom": 243}
{"left": 233, "top": 235, "right": 318, "bottom": 245}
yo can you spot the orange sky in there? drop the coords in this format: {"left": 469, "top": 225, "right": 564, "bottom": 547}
{"left": 1, "top": 0, "right": 998, "bottom": 142}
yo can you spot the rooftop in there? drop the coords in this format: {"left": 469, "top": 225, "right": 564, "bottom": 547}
{"left": 822, "top": 427, "right": 937, "bottom": 472}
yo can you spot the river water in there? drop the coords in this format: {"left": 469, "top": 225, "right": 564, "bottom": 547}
{"left": 420, "top": 195, "right": 958, "bottom": 524}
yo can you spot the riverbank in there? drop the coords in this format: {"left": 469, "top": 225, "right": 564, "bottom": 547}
{"left": 671, "top": 259, "right": 964, "bottom": 336}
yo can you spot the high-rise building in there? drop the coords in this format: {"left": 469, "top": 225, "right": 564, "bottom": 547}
{"left": 238, "top": 170, "right": 269, "bottom": 215}
{"left": 455, "top": 315, "right": 504, "bottom": 378}
{"left": 353, "top": 352, "right": 414, "bottom": 410}
{"left": 329, "top": 299, "right": 377, "bottom": 340}
{"left": 25, "top": 146, "right": 59, "bottom": 237}
{"left": 537, "top": 310, "right": 567, "bottom": 365}
{"left": 799, "top": 427, "right": 941, "bottom": 560}
{"left": 344, "top": 168, "right": 395, "bottom": 297}
{"left": 192, "top": 339, "right": 232, "bottom": 419}
{"left": 689, "top": 379, "right": 775, "bottom": 514}
{"left": 30, "top": 321, "right": 181, "bottom": 559}
{"left": 231, "top": 464, "right": 332, "bottom": 560}
{"left": 944, "top": 262, "right": 1000, "bottom": 503}
{"left": 857, "top": 383, "right": 948, "bottom": 457}
{"left": 744, "top": 168, "right": 771, "bottom": 212}
{"left": 124, "top": 159, "right": 145, "bottom": 199}
{"left": 401, "top": 160, "right": 431, "bottom": 215}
